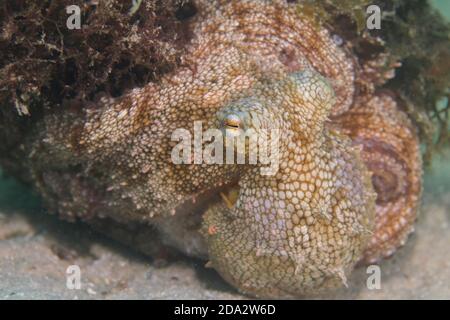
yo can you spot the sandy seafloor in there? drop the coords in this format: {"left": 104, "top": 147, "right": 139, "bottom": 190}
{"left": 0, "top": 148, "right": 449, "bottom": 300}
{"left": 0, "top": 1, "right": 449, "bottom": 301}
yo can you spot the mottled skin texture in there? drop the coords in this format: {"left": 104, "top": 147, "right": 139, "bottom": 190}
{"left": 202, "top": 71, "right": 376, "bottom": 297}
{"left": 334, "top": 93, "right": 422, "bottom": 264}
{"left": 27, "top": 0, "right": 422, "bottom": 297}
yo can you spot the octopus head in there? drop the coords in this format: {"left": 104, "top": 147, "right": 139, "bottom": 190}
{"left": 201, "top": 70, "right": 376, "bottom": 298}
{"left": 215, "top": 69, "right": 335, "bottom": 170}
{"left": 216, "top": 97, "right": 280, "bottom": 164}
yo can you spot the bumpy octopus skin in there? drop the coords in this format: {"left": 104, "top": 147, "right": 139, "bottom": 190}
{"left": 334, "top": 93, "right": 422, "bottom": 264}
{"left": 202, "top": 71, "right": 376, "bottom": 297}
{"left": 32, "top": 0, "right": 422, "bottom": 297}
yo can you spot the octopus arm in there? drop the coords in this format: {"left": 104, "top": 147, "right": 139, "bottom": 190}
{"left": 335, "top": 92, "right": 423, "bottom": 264}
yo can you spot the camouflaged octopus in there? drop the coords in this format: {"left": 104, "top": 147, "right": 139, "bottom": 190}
{"left": 31, "top": 0, "right": 422, "bottom": 298}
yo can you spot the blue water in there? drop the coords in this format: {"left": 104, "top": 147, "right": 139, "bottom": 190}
{"left": 431, "top": 0, "right": 450, "bottom": 20}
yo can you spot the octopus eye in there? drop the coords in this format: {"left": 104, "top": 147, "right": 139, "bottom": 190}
{"left": 224, "top": 114, "right": 241, "bottom": 129}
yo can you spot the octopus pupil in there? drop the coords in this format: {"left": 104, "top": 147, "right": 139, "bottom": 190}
{"left": 226, "top": 122, "right": 240, "bottom": 129}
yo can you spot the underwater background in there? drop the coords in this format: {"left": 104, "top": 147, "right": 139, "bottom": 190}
{"left": 432, "top": 0, "right": 450, "bottom": 20}
{"left": 0, "top": 1, "right": 449, "bottom": 299}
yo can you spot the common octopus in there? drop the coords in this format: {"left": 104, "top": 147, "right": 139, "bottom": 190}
{"left": 29, "top": 0, "right": 422, "bottom": 298}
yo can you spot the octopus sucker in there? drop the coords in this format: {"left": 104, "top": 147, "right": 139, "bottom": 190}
{"left": 10, "top": 0, "right": 425, "bottom": 298}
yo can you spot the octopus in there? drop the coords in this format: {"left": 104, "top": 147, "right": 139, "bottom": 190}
{"left": 25, "top": 0, "right": 422, "bottom": 298}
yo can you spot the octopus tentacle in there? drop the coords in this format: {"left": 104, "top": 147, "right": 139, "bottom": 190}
{"left": 334, "top": 92, "right": 423, "bottom": 264}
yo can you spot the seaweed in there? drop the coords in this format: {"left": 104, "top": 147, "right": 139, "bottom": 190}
{"left": 380, "top": 0, "right": 450, "bottom": 151}
{"left": 0, "top": 0, "right": 197, "bottom": 169}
